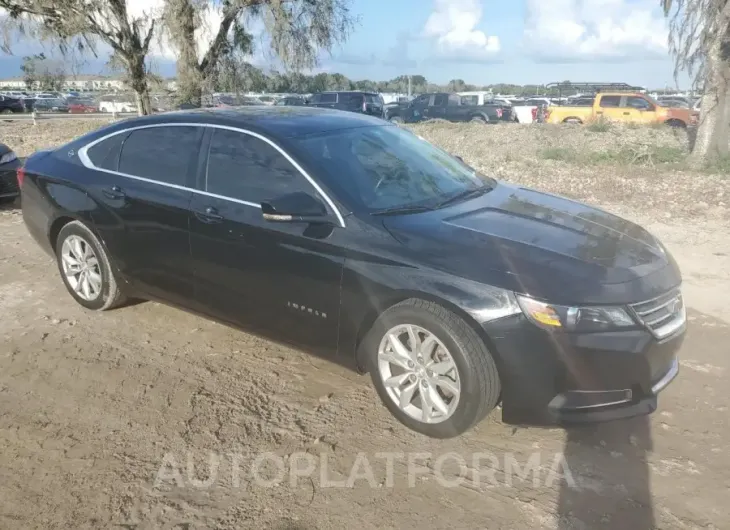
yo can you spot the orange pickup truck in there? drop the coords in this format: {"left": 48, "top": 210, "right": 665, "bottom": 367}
{"left": 546, "top": 92, "right": 699, "bottom": 128}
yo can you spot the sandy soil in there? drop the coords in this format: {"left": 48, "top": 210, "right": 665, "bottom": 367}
{"left": 0, "top": 121, "right": 728, "bottom": 529}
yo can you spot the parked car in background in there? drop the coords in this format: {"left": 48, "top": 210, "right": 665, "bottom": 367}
{"left": 0, "top": 95, "right": 27, "bottom": 114}
{"left": 0, "top": 142, "right": 21, "bottom": 202}
{"left": 67, "top": 98, "right": 97, "bottom": 114}
{"left": 99, "top": 96, "right": 137, "bottom": 113}
{"left": 458, "top": 94, "right": 514, "bottom": 122}
{"left": 275, "top": 96, "right": 307, "bottom": 106}
{"left": 390, "top": 93, "right": 503, "bottom": 124}
{"left": 32, "top": 98, "right": 69, "bottom": 113}
{"left": 307, "top": 91, "right": 384, "bottom": 118}
{"left": 546, "top": 92, "right": 699, "bottom": 127}
{"left": 257, "top": 95, "right": 279, "bottom": 106}
{"left": 18, "top": 106, "right": 684, "bottom": 438}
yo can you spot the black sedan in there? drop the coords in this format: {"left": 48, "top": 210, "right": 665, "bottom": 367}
{"left": 0, "top": 143, "right": 21, "bottom": 202}
{"left": 18, "top": 107, "right": 684, "bottom": 438}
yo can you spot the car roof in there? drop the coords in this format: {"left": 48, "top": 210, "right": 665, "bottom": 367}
{"left": 101, "top": 106, "right": 389, "bottom": 139}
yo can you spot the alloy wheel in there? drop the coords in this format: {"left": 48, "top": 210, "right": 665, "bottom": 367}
{"left": 377, "top": 324, "right": 461, "bottom": 424}
{"left": 60, "top": 235, "right": 102, "bottom": 302}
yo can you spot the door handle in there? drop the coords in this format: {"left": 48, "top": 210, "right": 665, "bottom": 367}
{"left": 195, "top": 206, "right": 223, "bottom": 223}
{"left": 102, "top": 185, "right": 125, "bottom": 200}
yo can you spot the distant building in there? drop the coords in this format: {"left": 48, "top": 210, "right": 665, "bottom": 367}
{"left": 0, "top": 75, "right": 172, "bottom": 91}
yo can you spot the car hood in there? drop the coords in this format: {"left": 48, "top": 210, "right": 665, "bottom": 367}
{"left": 382, "top": 183, "right": 681, "bottom": 305}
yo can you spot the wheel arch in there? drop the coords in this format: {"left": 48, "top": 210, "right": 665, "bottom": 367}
{"left": 665, "top": 118, "right": 686, "bottom": 128}
{"left": 563, "top": 117, "right": 583, "bottom": 124}
{"left": 352, "top": 289, "right": 505, "bottom": 379}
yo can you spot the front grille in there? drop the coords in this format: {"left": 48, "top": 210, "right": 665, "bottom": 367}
{"left": 630, "top": 289, "right": 685, "bottom": 340}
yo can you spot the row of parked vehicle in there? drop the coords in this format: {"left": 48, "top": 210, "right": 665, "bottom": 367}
{"left": 272, "top": 91, "right": 534, "bottom": 125}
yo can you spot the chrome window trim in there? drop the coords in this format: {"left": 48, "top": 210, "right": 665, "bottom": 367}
{"left": 77, "top": 122, "right": 346, "bottom": 227}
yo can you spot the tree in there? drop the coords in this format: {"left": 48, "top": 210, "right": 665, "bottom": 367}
{"left": 163, "top": 0, "right": 356, "bottom": 106}
{"left": 662, "top": 0, "right": 730, "bottom": 164}
{"left": 20, "top": 53, "right": 40, "bottom": 90}
{"left": 0, "top": 0, "right": 160, "bottom": 115}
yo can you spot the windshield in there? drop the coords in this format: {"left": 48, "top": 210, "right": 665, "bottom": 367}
{"left": 294, "top": 125, "right": 494, "bottom": 212}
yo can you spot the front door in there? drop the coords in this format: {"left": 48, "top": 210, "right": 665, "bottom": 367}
{"left": 622, "top": 95, "right": 658, "bottom": 125}
{"left": 188, "top": 127, "right": 345, "bottom": 352}
{"left": 86, "top": 125, "right": 203, "bottom": 306}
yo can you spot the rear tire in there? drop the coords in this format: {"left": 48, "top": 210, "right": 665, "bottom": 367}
{"left": 470, "top": 116, "right": 488, "bottom": 124}
{"left": 55, "top": 220, "right": 126, "bottom": 311}
{"left": 389, "top": 116, "right": 404, "bottom": 124}
{"left": 363, "top": 299, "right": 501, "bottom": 438}
{"left": 563, "top": 117, "right": 582, "bottom": 124}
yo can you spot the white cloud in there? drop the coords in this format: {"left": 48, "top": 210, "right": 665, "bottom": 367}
{"left": 524, "top": 0, "right": 668, "bottom": 61}
{"left": 423, "top": 0, "right": 500, "bottom": 60}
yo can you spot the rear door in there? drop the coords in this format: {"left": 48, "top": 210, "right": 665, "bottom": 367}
{"left": 86, "top": 125, "right": 203, "bottom": 306}
{"left": 188, "top": 127, "right": 344, "bottom": 352}
{"left": 595, "top": 95, "right": 623, "bottom": 121}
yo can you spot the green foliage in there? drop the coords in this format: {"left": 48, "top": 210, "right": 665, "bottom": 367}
{"left": 540, "top": 145, "right": 687, "bottom": 166}
{"left": 586, "top": 118, "right": 612, "bottom": 133}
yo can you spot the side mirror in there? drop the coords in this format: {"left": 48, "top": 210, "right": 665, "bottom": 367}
{"left": 261, "top": 192, "right": 330, "bottom": 224}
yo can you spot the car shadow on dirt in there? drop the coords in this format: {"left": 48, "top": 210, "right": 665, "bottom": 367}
{"left": 558, "top": 415, "right": 654, "bottom": 529}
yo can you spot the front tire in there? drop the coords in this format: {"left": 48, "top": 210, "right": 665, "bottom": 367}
{"left": 55, "top": 221, "right": 126, "bottom": 311}
{"left": 364, "top": 299, "right": 501, "bottom": 438}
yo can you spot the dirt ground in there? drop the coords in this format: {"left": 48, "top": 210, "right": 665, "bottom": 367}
{"left": 0, "top": 120, "right": 728, "bottom": 529}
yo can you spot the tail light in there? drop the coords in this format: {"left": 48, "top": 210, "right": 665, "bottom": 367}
{"left": 531, "top": 107, "right": 537, "bottom": 121}
{"left": 362, "top": 100, "right": 367, "bottom": 112}
{"left": 544, "top": 108, "right": 552, "bottom": 121}
{"left": 496, "top": 108, "right": 503, "bottom": 118}
{"left": 16, "top": 166, "right": 25, "bottom": 189}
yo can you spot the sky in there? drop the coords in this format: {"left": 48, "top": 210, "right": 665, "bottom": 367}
{"left": 0, "top": 0, "right": 691, "bottom": 89}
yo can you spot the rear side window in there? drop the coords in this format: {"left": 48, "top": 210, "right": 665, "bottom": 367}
{"left": 346, "top": 94, "right": 364, "bottom": 107}
{"left": 206, "top": 129, "right": 315, "bottom": 204}
{"left": 86, "top": 132, "right": 128, "bottom": 171}
{"left": 461, "top": 96, "right": 478, "bottom": 105}
{"left": 118, "top": 126, "right": 201, "bottom": 186}
{"left": 319, "top": 93, "right": 337, "bottom": 104}
{"left": 599, "top": 96, "right": 621, "bottom": 108}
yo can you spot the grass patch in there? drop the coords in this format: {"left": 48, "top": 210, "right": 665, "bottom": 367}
{"left": 586, "top": 118, "right": 612, "bottom": 133}
{"left": 704, "top": 154, "right": 730, "bottom": 174}
{"left": 540, "top": 147, "right": 579, "bottom": 162}
{"left": 540, "top": 145, "right": 687, "bottom": 167}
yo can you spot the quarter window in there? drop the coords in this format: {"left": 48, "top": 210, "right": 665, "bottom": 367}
{"left": 87, "top": 132, "right": 129, "bottom": 171}
{"left": 206, "top": 129, "right": 316, "bottom": 204}
{"left": 118, "top": 126, "right": 201, "bottom": 186}
{"left": 599, "top": 96, "right": 621, "bottom": 108}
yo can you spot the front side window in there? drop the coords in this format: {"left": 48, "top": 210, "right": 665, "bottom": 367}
{"left": 433, "top": 94, "right": 447, "bottom": 106}
{"left": 413, "top": 94, "right": 430, "bottom": 106}
{"left": 625, "top": 96, "right": 654, "bottom": 111}
{"left": 118, "top": 126, "right": 201, "bottom": 186}
{"left": 206, "top": 129, "right": 316, "bottom": 204}
{"left": 293, "top": 125, "right": 492, "bottom": 212}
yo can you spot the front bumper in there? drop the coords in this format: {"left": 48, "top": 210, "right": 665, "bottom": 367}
{"left": 0, "top": 157, "right": 21, "bottom": 198}
{"left": 483, "top": 313, "right": 685, "bottom": 426}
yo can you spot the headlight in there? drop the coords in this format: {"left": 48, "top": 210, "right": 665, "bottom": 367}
{"left": 0, "top": 151, "right": 17, "bottom": 165}
{"left": 516, "top": 295, "right": 636, "bottom": 332}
